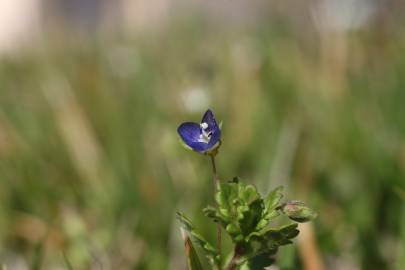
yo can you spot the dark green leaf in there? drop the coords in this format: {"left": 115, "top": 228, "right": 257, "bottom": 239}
{"left": 241, "top": 223, "right": 299, "bottom": 269}
{"left": 238, "top": 199, "right": 264, "bottom": 236}
{"left": 246, "top": 251, "right": 276, "bottom": 269}
{"left": 262, "top": 223, "right": 299, "bottom": 247}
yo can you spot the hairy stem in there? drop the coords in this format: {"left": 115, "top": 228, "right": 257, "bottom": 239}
{"left": 227, "top": 258, "right": 238, "bottom": 270}
{"left": 210, "top": 154, "right": 222, "bottom": 269}
{"left": 226, "top": 245, "right": 244, "bottom": 270}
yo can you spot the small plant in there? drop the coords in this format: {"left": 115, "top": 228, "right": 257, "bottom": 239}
{"left": 177, "top": 110, "right": 317, "bottom": 270}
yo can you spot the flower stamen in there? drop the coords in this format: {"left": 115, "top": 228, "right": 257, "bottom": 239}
{"left": 198, "top": 122, "right": 212, "bottom": 144}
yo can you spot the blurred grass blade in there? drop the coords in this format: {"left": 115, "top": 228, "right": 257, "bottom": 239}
{"left": 62, "top": 251, "right": 74, "bottom": 270}
{"left": 31, "top": 240, "right": 44, "bottom": 270}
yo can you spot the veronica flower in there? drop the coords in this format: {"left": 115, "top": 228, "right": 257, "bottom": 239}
{"left": 177, "top": 109, "right": 221, "bottom": 154}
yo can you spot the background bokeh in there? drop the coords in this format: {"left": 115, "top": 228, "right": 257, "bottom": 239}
{"left": 0, "top": 0, "right": 404, "bottom": 269}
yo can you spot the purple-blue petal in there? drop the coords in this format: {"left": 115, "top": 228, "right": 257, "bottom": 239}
{"left": 201, "top": 109, "right": 221, "bottom": 149}
{"left": 201, "top": 109, "right": 218, "bottom": 130}
{"left": 177, "top": 122, "right": 207, "bottom": 152}
{"left": 177, "top": 122, "right": 200, "bottom": 142}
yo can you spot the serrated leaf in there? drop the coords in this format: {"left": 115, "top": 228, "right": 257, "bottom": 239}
{"left": 176, "top": 212, "right": 220, "bottom": 268}
{"left": 246, "top": 251, "right": 276, "bottom": 269}
{"left": 236, "top": 183, "right": 263, "bottom": 234}
{"left": 203, "top": 206, "right": 227, "bottom": 226}
{"left": 280, "top": 223, "right": 300, "bottom": 236}
{"left": 240, "top": 185, "right": 260, "bottom": 204}
{"left": 237, "top": 246, "right": 278, "bottom": 270}
{"left": 281, "top": 201, "right": 317, "bottom": 222}
{"left": 254, "top": 186, "right": 284, "bottom": 231}
{"left": 247, "top": 223, "right": 299, "bottom": 245}
{"left": 204, "top": 206, "right": 242, "bottom": 239}
{"left": 264, "top": 186, "right": 284, "bottom": 212}
{"left": 238, "top": 199, "right": 264, "bottom": 236}
{"left": 214, "top": 181, "right": 266, "bottom": 242}
{"left": 262, "top": 223, "right": 299, "bottom": 247}
{"left": 215, "top": 182, "right": 239, "bottom": 215}
{"left": 243, "top": 223, "right": 299, "bottom": 267}
{"left": 226, "top": 223, "right": 240, "bottom": 234}
{"left": 255, "top": 219, "right": 268, "bottom": 231}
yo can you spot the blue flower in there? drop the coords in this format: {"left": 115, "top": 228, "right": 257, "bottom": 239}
{"left": 178, "top": 109, "right": 221, "bottom": 154}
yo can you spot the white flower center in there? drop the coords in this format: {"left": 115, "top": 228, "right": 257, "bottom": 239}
{"left": 198, "top": 122, "right": 212, "bottom": 144}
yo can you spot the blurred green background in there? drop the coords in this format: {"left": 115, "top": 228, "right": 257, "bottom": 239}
{"left": 0, "top": 1, "right": 404, "bottom": 269}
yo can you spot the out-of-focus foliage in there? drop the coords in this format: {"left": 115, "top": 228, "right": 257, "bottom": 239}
{"left": 0, "top": 2, "right": 404, "bottom": 269}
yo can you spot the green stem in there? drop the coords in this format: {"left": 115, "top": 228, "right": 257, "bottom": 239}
{"left": 226, "top": 245, "right": 244, "bottom": 270}
{"left": 210, "top": 154, "right": 222, "bottom": 269}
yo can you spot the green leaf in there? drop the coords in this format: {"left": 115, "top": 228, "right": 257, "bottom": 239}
{"left": 235, "top": 184, "right": 263, "bottom": 223}
{"left": 254, "top": 186, "right": 284, "bottom": 231}
{"left": 238, "top": 199, "right": 264, "bottom": 236}
{"left": 182, "top": 233, "right": 204, "bottom": 270}
{"left": 264, "top": 186, "right": 283, "bottom": 213}
{"left": 237, "top": 245, "right": 278, "bottom": 270}
{"left": 214, "top": 180, "right": 266, "bottom": 242}
{"left": 177, "top": 211, "right": 195, "bottom": 231}
{"left": 226, "top": 223, "right": 240, "bottom": 234}
{"left": 261, "top": 223, "right": 300, "bottom": 247}
{"left": 247, "top": 223, "right": 299, "bottom": 245}
{"left": 176, "top": 212, "right": 220, "bottom": 268}
{"left": 240, "top": 185, "right": 260, "bottom": 204}
{"left": 246, "top": 251, "right": 276, "bottom": 269}
{"left": 204, "top": 206, "right": 242, "bottom": 240}
{"left": 241, "top": 223, "right": 299, "bottom": 269}
{"left": 215, "top": 182, "right": 239, "bottom": 215}
{"left": 281, "top": 201, "right": 317, "bottom": 222}
{"left": 203, "top": 206, "right": 227, "bottom": 226}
